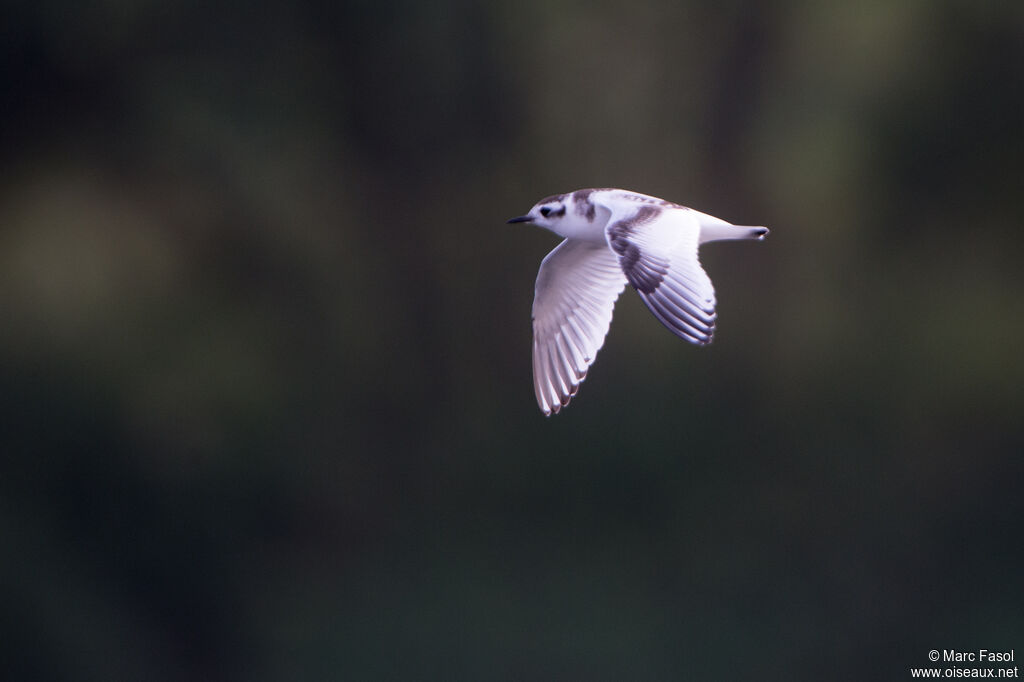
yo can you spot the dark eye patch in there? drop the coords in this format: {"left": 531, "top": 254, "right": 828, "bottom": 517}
{"left": 540, "top": 206, "right": 552, "bottom": 217}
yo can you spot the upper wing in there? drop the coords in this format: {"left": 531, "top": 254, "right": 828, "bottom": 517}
{"left": 532, "top": 239, "right": 628, "bottom": 416}
{"left": 599, "top": 199, "right": 717, "bottom": 345}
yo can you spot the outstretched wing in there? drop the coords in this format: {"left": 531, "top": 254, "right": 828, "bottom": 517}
{"left": 532, "top": 239, "right": 628, "bottom": 416}
{"left": 600, "top": 200, "right": 717, "bottom": 345}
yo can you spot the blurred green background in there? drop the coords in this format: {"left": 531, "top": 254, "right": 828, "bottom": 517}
{"left": 2, "top": 1, "right": 1022, "bottom": 680}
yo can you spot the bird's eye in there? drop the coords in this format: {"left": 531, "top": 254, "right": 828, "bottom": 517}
{"left": 540, "top": 206, "right": 552, "bottom": 218}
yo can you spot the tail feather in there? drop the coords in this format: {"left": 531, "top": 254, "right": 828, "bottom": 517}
{"left": 690, "top": 208, "right": 769, "bottom": 244}
{"left": 699, "top": 222, "right": 769, "bottom": 244}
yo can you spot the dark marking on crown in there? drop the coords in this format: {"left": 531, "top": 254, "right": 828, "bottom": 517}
{"left": 571, "top": 189, "right": 597, "bottom": 221}
{"left": 538, "top": 193, "right": 565, "bottom": 205}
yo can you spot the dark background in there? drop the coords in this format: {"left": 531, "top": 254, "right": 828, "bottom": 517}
{"left": 2, "top": 1, "right": 1022, "bottom": 680}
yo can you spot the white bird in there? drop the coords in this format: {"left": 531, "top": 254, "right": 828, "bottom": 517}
{"left": 508, "top": 188, "right": 768, "bottom": 416}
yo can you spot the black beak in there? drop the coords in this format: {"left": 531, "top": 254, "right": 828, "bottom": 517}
{"left": 507, "top": 215, "right": 532, "bottom": 224}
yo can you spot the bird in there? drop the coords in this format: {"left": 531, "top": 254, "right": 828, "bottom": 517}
{"left": 508, "top": 188, "right": 768, "bottom": 416}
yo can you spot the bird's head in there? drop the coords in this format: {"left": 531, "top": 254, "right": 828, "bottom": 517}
{"left": 507, "top": 194, "right": 567, "bottom": 231}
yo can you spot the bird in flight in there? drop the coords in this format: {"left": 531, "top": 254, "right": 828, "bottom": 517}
{"left": 508, "top": 188, "right": 768, "bottom": 416}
